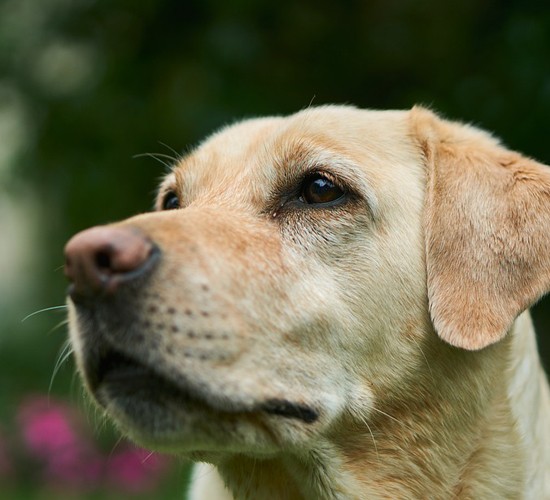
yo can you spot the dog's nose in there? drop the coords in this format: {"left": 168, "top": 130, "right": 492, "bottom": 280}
{"left": 64, "top": 226, "right": 158, "bottom": 302}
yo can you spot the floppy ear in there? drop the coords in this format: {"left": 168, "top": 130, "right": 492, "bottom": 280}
{"left": 411, "top": 107, "right": 550, "bottom": 350}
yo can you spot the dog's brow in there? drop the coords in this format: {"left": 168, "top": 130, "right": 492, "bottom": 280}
{"left": 158, "top": 172, "right": 177, "bottom": 192}
{"left": 273, "top": 140, "right": 380, "bottom": 218}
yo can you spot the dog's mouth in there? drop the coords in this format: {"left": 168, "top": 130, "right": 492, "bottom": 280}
{"left": 94, "top": 350, "right": 189, "bottom": 403}
{"left": 89, "top": 347, "right": 319, "bottom": 426}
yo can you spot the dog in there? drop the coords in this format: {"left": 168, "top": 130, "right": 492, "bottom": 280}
{"left": 64, "top": 106, "right": 550, "bottom": 499}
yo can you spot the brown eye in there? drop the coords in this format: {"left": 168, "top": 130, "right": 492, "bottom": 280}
{"left": 162, "top": 191, "right": 180, "bottom": 210}
{"left": 301, "top": 174, "right": 345, "bottom": 205}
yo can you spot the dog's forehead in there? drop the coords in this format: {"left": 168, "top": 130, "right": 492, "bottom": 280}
{"left": 168, "top": 106, "right": 417, "bottom": 207}
{"left": 189, "top": 106, "right": 412, "bottom": 163}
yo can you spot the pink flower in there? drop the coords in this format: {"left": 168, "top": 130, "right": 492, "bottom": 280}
{"left": 17, "top": 396, "right": 103, "bottom": 488}
{"left": 18, "top": 396, "right": 79, "bottom": 459}
{"left": 16, "top": 395, "right": 173, "bottom": 493}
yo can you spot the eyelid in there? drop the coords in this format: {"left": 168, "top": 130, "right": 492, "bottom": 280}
{"left": 304, "top": 170, "right": 346, "bottom": 191}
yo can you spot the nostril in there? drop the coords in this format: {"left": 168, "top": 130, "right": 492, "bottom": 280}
{"left": 95, "top": 249, "right": 112, "bottom": 271}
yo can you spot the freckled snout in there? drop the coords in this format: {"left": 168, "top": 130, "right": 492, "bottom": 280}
{"left": 64, "top": 225, "right": 159, "bottom": 302}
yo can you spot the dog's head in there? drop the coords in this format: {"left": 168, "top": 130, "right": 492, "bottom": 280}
{"left": 65, "top": 106, "right": 550, "bottom": 458}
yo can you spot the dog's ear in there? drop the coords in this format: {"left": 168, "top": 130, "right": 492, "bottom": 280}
{"left": 411, "top": 107, "right": 550, "bottom": 350}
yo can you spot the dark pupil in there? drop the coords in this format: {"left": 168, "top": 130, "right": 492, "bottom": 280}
{"left": 303, "top": 176, "right": 343, "bottom": 204}
{"left": 163, "top": 192, "right": 180, "bottom": 210}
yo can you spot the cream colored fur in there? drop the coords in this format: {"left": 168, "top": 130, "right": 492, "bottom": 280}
{"left": 68, "top": 106, "right": 550, "bottom": 499}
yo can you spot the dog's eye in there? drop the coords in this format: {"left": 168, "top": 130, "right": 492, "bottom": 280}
{"left": 162, "top": 191, "right": 180, "bottom": 210}
{"left": 301, "top": 174, "right": 345, "bottom": 205}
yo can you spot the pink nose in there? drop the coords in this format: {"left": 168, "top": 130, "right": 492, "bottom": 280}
{"left": 64, "top": 226, "right": 158, "bottom": 301}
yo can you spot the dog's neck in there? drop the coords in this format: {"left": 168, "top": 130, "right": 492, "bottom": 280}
{"left": 191, "top": 312, "right": 550, "bottom": 499}
{"left": 506, "top": 312, "right": 550, "bottom": 498}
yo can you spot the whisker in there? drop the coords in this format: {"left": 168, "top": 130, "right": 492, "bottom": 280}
{"left": 372, "top": 405, "right": 440, "bottom": 448}
{"left": 358, "top": 414, "right": 379, "bottom": 462}
{"left": 370, "top": 406, "right": 402, "bottom": 425}
{"left": 141, "top": 451, "right": 155, "bottom": 464}
{"left": 407, "top": 335, "right": 435, "bottom": 381}
{"left": 48, "top": 319, "right": 70, "bottom": 335}
{"left": 133, "top": 152, "right": 175, "bottom": 171}
{"left": 146, "top": 152, "right": 178, "bottom": 162}
{"left": 22, "top": 305, "right": 68, "bottom": 322}
{"left": 87, "top": 398, "right": 110, "bottom": 438}
{"left": 417, "top": 344, "right": 434, "bottom": 380}
{"left": 158, "top": 141, "right": 182, "bottom": 161}
{"left": 108, "top": 436, "right": 125, "bottom": 459}
{"left": 49, "top": 340, "right": 74, "bottom": 395}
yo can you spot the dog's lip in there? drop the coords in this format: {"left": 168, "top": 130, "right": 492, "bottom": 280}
{"left": 92, "top": 349, "right": 209, "bottom": 409}
{"left": 91, "top": 348, "right": 319, "bottom": 424}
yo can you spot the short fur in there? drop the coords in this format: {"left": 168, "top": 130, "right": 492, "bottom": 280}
{"left": 66, "top": 106, "right": 550, "bottom": 499}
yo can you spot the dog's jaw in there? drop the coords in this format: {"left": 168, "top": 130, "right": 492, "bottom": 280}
{"left": 190, "top": 329, "right": 534, "bottom": 500}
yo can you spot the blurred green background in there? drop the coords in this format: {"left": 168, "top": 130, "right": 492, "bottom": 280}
{"left": 1, "top": 0, "right": 549, "bottom": 497}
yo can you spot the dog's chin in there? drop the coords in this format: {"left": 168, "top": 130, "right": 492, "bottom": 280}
{"left": 86, "top": 349, "right": 321, "bottom": 455}
{"left": 96, "top": 386, "right": 260, "bottom": 455}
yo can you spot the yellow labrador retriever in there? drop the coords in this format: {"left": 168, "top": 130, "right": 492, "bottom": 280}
{"left": 64, "top": 106, "right": 550, "bottom": 499}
